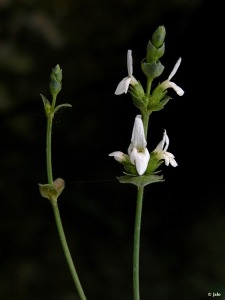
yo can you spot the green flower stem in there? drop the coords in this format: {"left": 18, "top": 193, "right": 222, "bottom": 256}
{"left": 133, "top": 186, "right": 144, "bottom": 300}
{"left": 142, "top": 77, "right": 153, "bottom": 137}
{"left": 46, "top": 116, "right": 53, "bottom": 184}
{"left": 46, "top": 95, "right": 57, "bottom": 185}
{"left": 146, "top": 78, "right": 153, "bottom": 98}
{"left": 142, "top": 111, "right": 151, "bottom": 138}
{"left": 51, "top": 94, "right": 57, "bottom": 110}
{"left": 45, "top": 104, "right": 87, "bottom": 300}
{"left": 133, "top": 77, "right": 152, "bottom": 300}
{"left": 52, "top": 201, "right": 87, "bottom": 300}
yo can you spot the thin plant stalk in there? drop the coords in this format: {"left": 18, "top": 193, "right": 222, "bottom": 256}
{"left": 133, "top": 186, "right": 144, "bottom": 300}
{"left": 45, "top": 110, "right": 87, "bottom": 300}
{"left": 133, "top": 76, "right": 152, "bottom": 300}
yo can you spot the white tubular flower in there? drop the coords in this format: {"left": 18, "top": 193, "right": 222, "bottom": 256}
{"left": 128, "top": 115, "right": 150, "bottom": 175}
{"left": 154, "top": 130, "right": 178, "bottom": 167}
{"left": 160, "top": 58, "right": 184, "bottom": 96}
{"left": 109, "top": 115, "right": 150, "bottom": 175}
{"left": 115, "top": 50, "right": 138, "bottom": 95}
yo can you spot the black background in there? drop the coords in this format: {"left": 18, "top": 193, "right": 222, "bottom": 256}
{"left": 0, "top": 0, "right": 224, "bottom": 299}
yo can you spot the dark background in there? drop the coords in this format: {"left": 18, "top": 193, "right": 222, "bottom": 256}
{"left": 0, "top": 0, "right": 224, "bottom": 299}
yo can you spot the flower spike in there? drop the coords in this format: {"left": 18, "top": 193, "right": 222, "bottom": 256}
{"left": 115, "top": 50, "right": 138, "bottom": 95}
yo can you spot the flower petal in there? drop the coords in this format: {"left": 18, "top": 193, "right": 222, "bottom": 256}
{"left": 164, "top": 130, "right": 169, "bottom": 151}
{"left": 127, "top": 50, "right": 133, "bottom": 77}
{"left": 131, "top": 115, "right": 147, "bottom": 148}
{"left": 154, "top": 130, "right": 166, "bottom": 152}
{"left": 115, "top": 77, "right": 132, "bottom": 95}
{"left": 135, "top": 149, "right": 150, "bottom": 175}
{"left": 169, "top": 157, "right": 178, "bottom": 167}
{"left": 109, "top": 151, "right": 125, "bottom": 162}
{"left": 162, "top": 153, "right": 170, "bottom": 166}
{"left": 166, "top": 81, "right": 184, "bottom": 96}
{"left": 130, "top": 75, "right": 138, "bottom": 86}
{"left": 163, "top": 152, "right": 178, "bottom": 167}
{"left": 129, "top": 147, "right": 137, "bottom": 165}
{"left": 127, "top": 142, "right": 133, "bottom": 157}
{"left": 168, "top": 57, "right": 182, "bottom": 80}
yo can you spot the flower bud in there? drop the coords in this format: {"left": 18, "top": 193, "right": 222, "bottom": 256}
{"left": 50, "top": 64, "right": 62, "bottom": 82}
{"left": 141, "top": 61, "right": 164, "bottom": 79}
{"left": 49, "top": 64, "right": 62, "bottom": 97}
{"left": 146, "top": 40, "right": 165, "bottom": 63}
{"left": 152, "top": 25, "right": 166, "bottom": 48}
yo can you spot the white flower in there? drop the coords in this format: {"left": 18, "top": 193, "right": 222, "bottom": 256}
{"left": 128, "top": 115, "right": 150, "bottom": 175}
{"left": 115, "top": 50, "right": 138, "bottom": 95}
{"left": 153, "top": 130, "right": 178, "bottom": 167}
{"left": 109, "top": 115, "right": 150, "bottom": 175}
{"left": 160, "top": 58, "right": 184, "bottom": 96}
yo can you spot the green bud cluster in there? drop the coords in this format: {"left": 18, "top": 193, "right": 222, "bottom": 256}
{"left": 142, "top": 26, "right": 166, "bottom": 79}
{"left": 41, "top": 65, "right": 71, "bottom": 118}
{"left": 129, "top": 26, "right": 171, "bottom": 113}
{"left": 49, "top": 64, "right": 62, "bottom": 97}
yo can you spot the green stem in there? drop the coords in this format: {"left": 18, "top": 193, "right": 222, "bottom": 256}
{"left": 146, "top": 78, "right": 153, "bottom": 98}
{"left": 133, "top": 76, "right": 153, "bottom": 300}
{"left": 141, "top": 77, "right": 153, "bottom": 138}
{"left": 133, "top": 186, "right": 144, "bottom": 300}
{"left": 46, "top": 116, "right": 53, "bottom": 184}
{"left": 142, "top": 111, "right": 151, "bottom": 138}
{"left": 46, "top": 96, "right": 57, "bottom": 183}
{"left": 51, "top": 94, "right": 57, "bottom": 110}
{"left": 52, "top": 202, "right": 87, "bottom": 300}
{"left": 45, "top": 102, "right": 87, "bottom": 300}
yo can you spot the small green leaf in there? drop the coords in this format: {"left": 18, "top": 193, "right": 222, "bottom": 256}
{"left": 39, "top": 178, "right": 65, "bottom": 203}
{"left": 40, "top": 94, "right": 52, "bottom": 116}
{"left": 54, "top": 103, "right": 72, "bottom": 114}
{"left": 148, "top": 96, "right": 171, "bottom": 111}
{"left": 117, "top": 173, "right": 164, "bottom": 187}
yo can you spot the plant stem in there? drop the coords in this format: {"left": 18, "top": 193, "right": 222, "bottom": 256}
{"left": 133, "top": 76, "right": 153, "bottom": 300}
{"left": 45, "top": 106, "right": 87, "bottom": 300}
{"left": 146, "top": 78, "right": 153, "bottom": 98}
{"left": 46, "top": 117, "right": 53, "bottom": 184}
{"left": 133, "top": 186, "right": 144, "bottom": 300}
{"left": 142, "top": 111, "right": 151, "bottom": 138}
{"left": 52, "top": 202, "right": 87, "bottom": 300}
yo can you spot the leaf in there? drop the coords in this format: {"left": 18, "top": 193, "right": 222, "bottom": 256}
{"left": 117, "top": 173, "right": 164, "bottom": 187}
{"left": 54, "top": 103, "right": 72, "bottom": 114}
{"left": 38, "top": 178, "right": 65, "bottom": 203}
